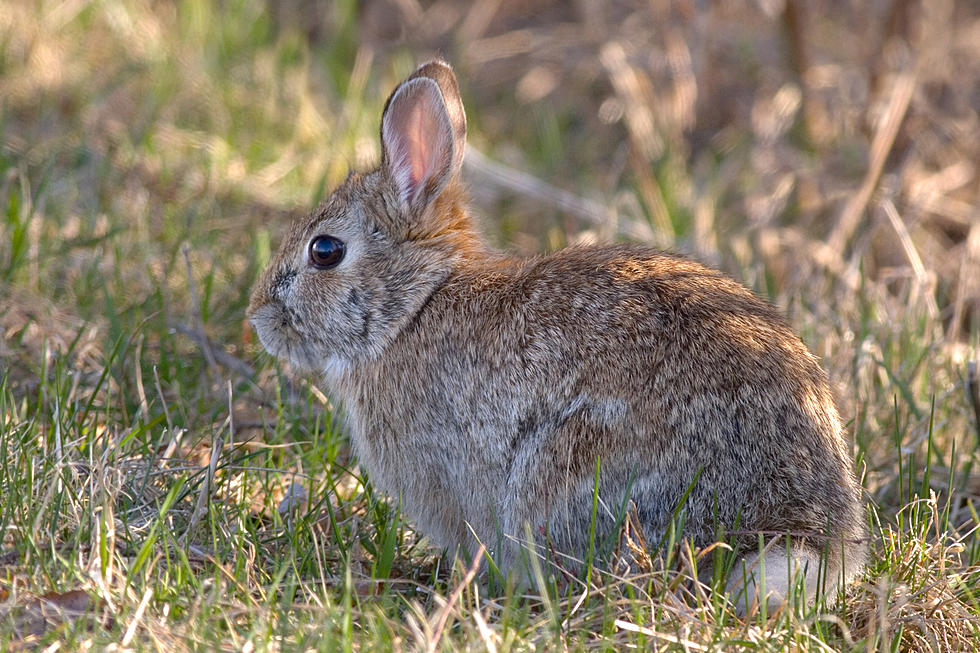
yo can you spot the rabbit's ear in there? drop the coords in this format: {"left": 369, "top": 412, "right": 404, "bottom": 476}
{"left": 407, "top": 61, "right": 466, "bottom": 172}
{"left": 381, "top": 61, "right": 466, "bottom": 214}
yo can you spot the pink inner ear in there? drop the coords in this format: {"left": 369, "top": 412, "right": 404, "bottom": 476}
{"left": 382, "top": 79, "right": 454, "bottom": 208}
{"left": 403, "top": 102, "right": 435, "bottom": 190}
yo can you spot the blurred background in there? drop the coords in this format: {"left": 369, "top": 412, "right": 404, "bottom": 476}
{"left": 1, "top": 0, "right": 979, "bottom": 518}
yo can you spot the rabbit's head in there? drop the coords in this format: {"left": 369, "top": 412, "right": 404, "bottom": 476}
{"left": 248, "top": 61, "right": 480, "bottom": 376}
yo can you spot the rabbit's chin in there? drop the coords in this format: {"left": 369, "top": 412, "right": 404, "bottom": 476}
{"left": 260, "top": 335, "right": 349, "bottom": 380}
{"left": 257, "top": 333, "right": 320, "bottom": 372}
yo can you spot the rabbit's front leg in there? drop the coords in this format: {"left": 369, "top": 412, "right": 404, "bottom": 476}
{"left": 493, "top": 394, "right": 651, "bottom": 574}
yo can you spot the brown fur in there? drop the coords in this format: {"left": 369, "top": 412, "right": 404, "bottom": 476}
{"left": 248, "top": 60, "right": 866, "bottom": 609}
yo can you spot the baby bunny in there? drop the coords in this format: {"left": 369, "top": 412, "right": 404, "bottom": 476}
{"left": 248, "top": 60, "right": 866, "bottom": 612}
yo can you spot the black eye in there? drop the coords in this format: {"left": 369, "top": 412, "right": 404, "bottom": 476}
{"left": 308, "top": 235, "right": 346, "bottom": 269}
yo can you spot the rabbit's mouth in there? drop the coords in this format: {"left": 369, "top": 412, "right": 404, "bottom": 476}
{"left": 249, "top": 303, "right": 322, "bottom": 372}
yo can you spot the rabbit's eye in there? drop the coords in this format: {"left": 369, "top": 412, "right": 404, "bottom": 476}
{"left": 308, "top": 235, "right": 346, "bottom": 269}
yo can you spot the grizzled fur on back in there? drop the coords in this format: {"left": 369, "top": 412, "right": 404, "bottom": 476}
{"left": 248, "top": 60, "right": 866, "bottom": 610}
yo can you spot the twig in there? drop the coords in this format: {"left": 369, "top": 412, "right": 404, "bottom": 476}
{"left": 880, "top": 198, "right": 938, "bottom": 318}
{"left": 173, "top": 322, "right": 255, "bottom": 379}
{"left": 133, "top": 334, "right": 149, "bottom": 419}
{"left": 613, "top": 619, "right": 709, "bottom": 651}
{"left": 880, "top": 199, "right": 925, "bottom": 279}
{"left": 426, "top": 544, "right": 485, "bottom": 653}
{"left": 828, "top": 68, "right": 916, "bottom": 252}
{"left": 464, "top": 145, "right": 612, "bottom": 227}
{"left": 121, "top": 586, "right": 153, "bottom": 647}
{"left": 471, "top": 605, "right": 499, "bottom": 653}
{"left": 226, "top": 379, "right": 235, "bottom": 504}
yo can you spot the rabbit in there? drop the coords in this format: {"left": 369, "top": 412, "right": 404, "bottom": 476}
{"left": 247, "top": 60, "right": 866, "bottom": 612}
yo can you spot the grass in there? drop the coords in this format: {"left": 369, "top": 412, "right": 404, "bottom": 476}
{"left": 2, "top": 0, "right": 979, "bottom": 650}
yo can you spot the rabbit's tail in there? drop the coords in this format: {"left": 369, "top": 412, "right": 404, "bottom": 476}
{"left": 726, "top": 536, "right": 866, "bottom": 615}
